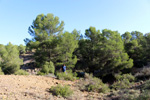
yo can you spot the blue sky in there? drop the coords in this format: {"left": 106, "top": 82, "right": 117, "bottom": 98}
{"left": 0, "top": 0, "right": 150, "bottom": 45}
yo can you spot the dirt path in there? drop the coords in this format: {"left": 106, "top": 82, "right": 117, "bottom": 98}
{"left": 0, "top": 75, "right": 74, "bottom": 100}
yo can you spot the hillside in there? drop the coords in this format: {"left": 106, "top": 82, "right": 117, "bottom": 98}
{"left": 0, "top": 75, "right": 105, "bottom": 100}
{"left": 0, "top": 52, "right": 149, "bottom": 100}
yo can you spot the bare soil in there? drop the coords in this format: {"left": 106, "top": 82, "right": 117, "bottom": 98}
{"left": 0, "top": 53, "right": 104, "bottom": 100}
{"left": 0, "top": 75, "right": 104, "bottom": 100}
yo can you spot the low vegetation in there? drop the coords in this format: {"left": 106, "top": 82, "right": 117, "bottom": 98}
{"left": 77, "top": 74, "right": 110, "bottom": 93}
{"left": 109, "top": 79, "right": 150, "bottom": 100}
{"left": 41, "top": 61, "right": 55, "bottom": 74}
{"left": 111, "top": 74, "right": 135, "bottom": 90}
{"left": 14, "top": 69, "right": 29, "bottom": 75}
{"left": 135, "top": 67, "right": 150, "bottom": 80}
{"left": 50, "top": 84, "right": 73, "bottom": 97}
{"left": 0, "top": 68, "right": 4, "bottom": 75}
{"left": 56, "top": 70, "right": 77, "bottom": 81}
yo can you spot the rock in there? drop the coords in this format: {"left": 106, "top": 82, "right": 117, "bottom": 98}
{"left": 55, "top": 82, "right": 58, "bottom": 84}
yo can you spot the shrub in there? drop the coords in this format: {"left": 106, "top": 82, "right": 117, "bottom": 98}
{"left": 112, "top": 79, "right": 133, "bottom": 89}
{"left": 0, "top": 67, "right": 4, "bottom": 75}
{"left": 50, "top": 84, "right": 73, "bottom": 97}
{"left": 111, "top": 89, "right": 140, "bottom": 100}
{"left": 115, "top": 73, "right": 135, "bottom": 82}
{"left": 135, "top": 67, "right": 150, "bottom": 79}
{"left": 142, "top": 79, "right": 150, "bottom": 90}
{"left": 134, "top": 80, "right": 150, "bottom": 100}
{"left": 101, "top": 84, "right": 110, "bottom": 93}
{"left": 41, "top": 61, "right": 55, "bottom": 74}
{"left": 56, "top": 71, "right": 77, "bottom": 81}
{"left": 37, "top": 71, "right": 46, "bottom": 75}
{"left": 77, "top": 73, "right": 110, "bottom": 93}
{"left": 18, "top": 44, "right": 26, "bottom": 54}
{"left": 112, "top": 74, "right": 135, "bottom": 90}
{"left": 14, "top": 70, "right": 29, "bottom": 75}
{"left": 137, "top": 90, "right": 150, "bottom": 100}
{"left": 0, "top": 43, "right": 23, "bottom": 74}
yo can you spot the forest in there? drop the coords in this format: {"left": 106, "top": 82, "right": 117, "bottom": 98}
{"left": 0, "top": 13, "right": 150, "bottom": 99}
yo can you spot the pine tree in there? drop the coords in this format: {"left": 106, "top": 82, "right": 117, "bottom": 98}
{"left": 25, "top": 13, "right": 79, "bottom": 73}
{"left": 26, "top": 13, "right": 64, "bottom": 67}
{"left": 0, "top": 43, "right": 23, "bottom": 74}
{"left": 122, "top": 31, "right": 146, "bottom": 67}
{"left": 76, "top": 27, "right": 133, "bottom": 76}
{"left": 56, "top": 31, "right": 79, "bottom": 69}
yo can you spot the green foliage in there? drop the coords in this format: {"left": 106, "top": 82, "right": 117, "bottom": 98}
{"left": 100, "top": 29, "right": 133, "bottom": 75}
{"left": 112, "top": 80, "right": 132, "bottom": 90}
{"left": 122, "top": 32, "right": 132, "bottom": 44}
{"left": 111, "top": 80, "right": 150, "bottom": 100}
{"left": 28, "top": 13, "right": 64, "bottom": 42}
{"left": 0, "top": 67, "right": 4, "bottom": 75}
{"left": 144, "top": 33, "right": 150, "bottom": 62}
{"left": 137, "top": 90, "right": 150, "bottom": 100}
{"left": 41, "top": 61, "right": 55, "bottom": 74}
{"left": 135, "top": 67, "right": 150, "bottom": 79}
{"left": 112, "top": 89, "right": 140, "bottom": 100}
{"left": 0, "top": 43, "right": 23, "bottom": 74}
{"left": 55, "top": 31, "right": 79, "bottom": 69}
{"left": 56, "top": 71, "right": 77, "bottom": 81}
{"left": 18, "top": 44, "right": 26, "bottom": 54}
{"left": 14, "top": 70, "right": 29, "bottom": 75}
{"left": 26, "top": 13, "right": 64, "bottom": 67}
{"left": 111, "top": 87, "right": 150, "bottom": 100}
{"left": 26, "top": 13, "right": 79, "bottom": 70}
{"left": 76, "top": 27, "right": 102, "bottom": 72}
{"left": 122, "top": 31, "right": 147, "bottom": 67}
{"left": 112, "top": 74, "right": 135, "bottom": 90}
{"left": 77, "top": 74, "right": 110, "bottom": 93}
{"left": 37, "top": 71, "right": 46, "bottom": 75}
{"left": 76, "top": 27, "right": 133, "bottom": 77}
{"left": 142, "top": 79, "right": 150, "bottom": 90}
{"left": 135, "top": 80, "right": 150, "bottom": 100}
{"left": 23, "top": 13, "right": 150, "bottom": 87}
{"left": 50, "top": 84, "right": 73, "bottom": 97}
{"left": 115, "top": 73, "right": 135, "bottom": 82}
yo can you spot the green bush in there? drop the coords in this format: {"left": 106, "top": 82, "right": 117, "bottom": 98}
{"left": 37, "top": 71, "right": 46, "bottom": 75}
{"left": 112, "top": 79, "right": 133, "bottom": 89}
{"left": 112, "top": 74, "right": 135, "bottom": 90}
{"left": 50, "top": 84, "right": 73, "bottom": 97}
{"left": 111, "top": 89, "right": 140, "bottom": 100}
{"left": 18, "top": 44, "right": 26, "bottom": 54}
{"left": 0, "top": 43, "right": 23, "bottom": 74}
{"left": 143, "top": 79, "right": 150, "bottom": 90}
{"left": 135, "top": 67, "right": 150, "bottom": 79}
{"left": 41, "top": 61, "right": 55, "bottom": 74}
{"left": 115, "top": 73, "right": 135, "bottom": 82}
{"left": 14, "top": 70, "right": 29, "bottom": 75}
{"left": 77, "top": 74, "right": 110, "bottom": 93}
{"left": 137, "top": 90, "right": 150, "bottom": 100}
{"left": 101, "top": 84, "right": 110, "bottom": 93}
{"left": 56, "top": 71, "right": 77, "bottom": 81}
{"left": 0, "top": 67, "right": 4, "bottom": 75}
{"left": 132, "top": 79, "right": 150, "bottom": 100}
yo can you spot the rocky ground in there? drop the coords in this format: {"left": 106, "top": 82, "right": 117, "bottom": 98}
{"left": 0, "top": 53, "right": 104, "bottom": 100}
{"left": 0, "top": 75, "right": 105, "bottom": 100}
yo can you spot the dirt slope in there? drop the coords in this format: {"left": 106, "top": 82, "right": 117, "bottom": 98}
{"left": 0, "top": 53, "right": 103, "bottom": 100}
{"left": 0, "top": 75, "right": 104, "bottom": 100}
{"left": 0, "top": 75, "right": 74, "bottom": 100}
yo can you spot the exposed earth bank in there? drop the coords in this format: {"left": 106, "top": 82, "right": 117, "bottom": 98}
{"left": 0, "top": 75, "right": 103, "bottom": 100}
